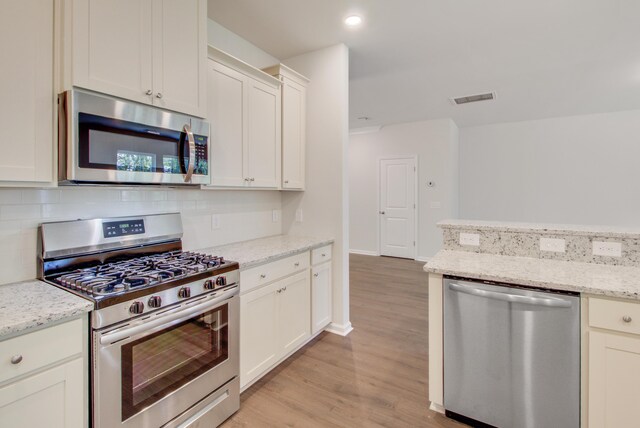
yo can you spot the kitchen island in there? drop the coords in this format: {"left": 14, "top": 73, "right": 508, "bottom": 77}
{"left": 425, "top": 220, "right": 640, "bottom": 428}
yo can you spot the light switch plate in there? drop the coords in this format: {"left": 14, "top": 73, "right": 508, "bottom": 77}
{"left": 295, "top": 209, "right": 303, "bottom": 223}
{"left": 459, "top": 232, "right": 480, "bottom": 246}
{"left": 272, "top": 210, "right": 280, "bottom": 223}
{"left": 593, "top": 241, "right": 622, "bottom": 257}
{"left": 540, "top": 237, "right": 565, "bottom": 253}
{"left": 211, "top": 214, "right": 220, "bottom": 230}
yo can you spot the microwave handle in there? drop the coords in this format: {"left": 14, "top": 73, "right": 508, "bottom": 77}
{"left": 183, "top": 124, "right": 196, "bottom": 183}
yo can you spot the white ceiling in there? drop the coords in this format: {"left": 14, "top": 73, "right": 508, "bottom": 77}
{"left": 208, "top": 0, "right": 640, "bottom": 128}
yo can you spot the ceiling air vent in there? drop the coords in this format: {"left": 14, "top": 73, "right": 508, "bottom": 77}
{"left": 450, "top": 92, "right": 496, "bottom": 105}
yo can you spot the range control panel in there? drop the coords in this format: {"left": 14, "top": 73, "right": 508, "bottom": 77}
{"left": 102, "top": 219, "right": 145, "bottom": 238}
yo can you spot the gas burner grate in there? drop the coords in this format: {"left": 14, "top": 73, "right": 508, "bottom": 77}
{"left": 52, "top": 251, "right": 227, "bottom": 296}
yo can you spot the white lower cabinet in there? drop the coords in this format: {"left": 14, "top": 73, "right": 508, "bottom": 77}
{"left": 240, "top": 270, "right": 310, "bottom": 388}
{"left": 588, "top": 296, "right": 640, "bottom": 428}
{"left": 311, "top": 261, "right": 332, "bottom": 334}
{"left": 588, "top": 331, "right": 640, "bottom": 427}
{"left": 0, "top": 357, "right": 84, "bottom": 428}
{"left": 0, "top": 318, "right": 86, "bottom": 428}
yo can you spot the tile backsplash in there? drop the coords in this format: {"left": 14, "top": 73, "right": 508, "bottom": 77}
{"left": 0, "top": 187, "right": 282, "bottom": 285}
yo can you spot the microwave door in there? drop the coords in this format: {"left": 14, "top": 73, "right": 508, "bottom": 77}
{"left": 179, "top": 124, "right": 196, "bottom": 183}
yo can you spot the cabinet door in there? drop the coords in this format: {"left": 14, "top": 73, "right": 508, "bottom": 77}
{"left": 206, "top": 61, "right": 247, "bottom": 187}
{"left": 589, "top": 331, "right": 640, "bottom": 427}
{"left": 312, "top": 262, "right": 332, "bottom": 334}
{"left": 72, "top": 0, "right": 153, "bottom": 104}
{"left": 0, "top": 358, "right": 84, "bottom": 428}
{"left": 278, "top": 270, "right": 311, "bottom": 356}
{"left": 281, "top": 79, "right": 306, "bottom": 190}
{"left": 0, "top": 0, "right": 53, "bottom": 183}
{"left": 246, "top": 79, "right": 281, "bottom": 188}
{"left": 240, "top": 282, "right": 279, "bottom": 388}
{"left": 152, "top": 0, "right": 206, "bottom": 116}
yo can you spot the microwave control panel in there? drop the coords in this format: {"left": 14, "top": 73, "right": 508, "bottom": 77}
{"left": 193, "top": 135, "right": 208, "bottom": 176}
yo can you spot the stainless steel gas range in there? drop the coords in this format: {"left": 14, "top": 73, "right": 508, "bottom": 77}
{"left": 38, "top": 213, "right": 239, "bottom": 428}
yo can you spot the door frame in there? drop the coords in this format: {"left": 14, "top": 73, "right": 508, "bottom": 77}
{"left": 377, "top": 155, "right": 418, "bottom": 260}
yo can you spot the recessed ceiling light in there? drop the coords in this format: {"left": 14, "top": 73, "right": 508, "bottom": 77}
{"left": 345, "top": 15, "right": 363, "bottom": 27}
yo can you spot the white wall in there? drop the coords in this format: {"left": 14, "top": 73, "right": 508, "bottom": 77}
{"left": 207, "top": 19, "right": 279, "bottom": 69}
{"left": 460, "top": 109, "right": 640, "bottom": 226}
{"left": 0, "top": 187, "right": 281, "bottom": 285}
{"left": 349, "top": 119, "right": 459, "bottom": 259}
{"left": 280, "top": 44, "right": 352, "bottom": 334}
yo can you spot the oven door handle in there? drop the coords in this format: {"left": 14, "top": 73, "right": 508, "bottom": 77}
{"left": 99, "top": 291, "right": 235, "bottom": 345}
{"left": 183, "top": 124, "right": 196, "bottom": 183}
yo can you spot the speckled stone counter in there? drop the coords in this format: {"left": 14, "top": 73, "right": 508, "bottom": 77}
{"left": 0, "top": 280, "right": 93, "bottom": 339}
{"left": 425, "top": 250, "right": 640, "bottom": 300}
{"left": 197, "top": 235, "right": 334, "bottom": 269}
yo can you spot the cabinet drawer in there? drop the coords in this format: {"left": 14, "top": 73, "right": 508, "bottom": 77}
{"left": 589, "top": 297, "right": 640, "bottom": 335}
{"left": 312, "top": 245, "right": 332, "bottom": 265}
{"left": 241, "top": 252, "right": 310, "bottom": 294}
{"left": 0, "top": 318, "right": 83, "bottom": 384}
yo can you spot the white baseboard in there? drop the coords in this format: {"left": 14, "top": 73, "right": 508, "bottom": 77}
{"left": 415, "top": 256, "right": 431, "bottom": 263}
{"left": 429, "top": 401, "right": 445, "bottom": 414}
{"left": 326, "top": 321, "right": 353, "bottom": 336}
{"left": 349, "top": 249, "right": 378, "bottom": 256}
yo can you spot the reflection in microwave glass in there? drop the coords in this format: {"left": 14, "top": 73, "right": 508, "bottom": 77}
{"left": 116, "top": 151, "right": 155, "bottom": 172}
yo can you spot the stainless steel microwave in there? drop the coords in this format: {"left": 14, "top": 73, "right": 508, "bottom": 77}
{"left": 58, "top": 89, "right": 210, "bottom": 185}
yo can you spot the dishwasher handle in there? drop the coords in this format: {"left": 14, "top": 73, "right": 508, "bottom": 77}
{"left": 448, "top": 282, "right": 572, "bottom": 308}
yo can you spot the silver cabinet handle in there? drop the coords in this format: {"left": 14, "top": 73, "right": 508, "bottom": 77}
{"left": 623, "top": 315, "right": 633, "bottom": 323}
{"left": 314, "top": 273, "right": 319, "bottom": 277}
{"left": 284, "top": 180, "right": 289, "bottom": 184}
{"left": 260, "top": 274, "right": 266, "bottom": 279}
{"left": 294, "top": 262, "right": 300, "bottom": 267}
{"left": 276, "top": 289, "right": 282, "bottom": 293}
{"left": 448, "top": 283, "right": 572, "bottom": 308}
{"left": 156, "top": 92, "right": 163, "bottom": 99}
{"left": 282, "top": 286, "right": 287, "bottom": 291}
{"left": 379, "top": 211, "right": 385, "bottom": 215}
{"left": 322, "top": 253, "right": 326, "bottom": 257}
{"left": 182, "top": 124, "right": 195, "bottom": 183}
{"left": 10, "top": 355, "right": 23, "bottom": 365}
{"left": 145, "top": 89, "right": 153, "bottom": 95}
{"left": 250, "top": 178, "right": 255, "bottom": 182}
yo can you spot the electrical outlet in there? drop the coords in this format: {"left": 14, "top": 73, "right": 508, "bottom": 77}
{"left": 459, "top": 232, "right": 480, "bottom": 246}
{"left": 272, "top": 210, "right": 280, "bottom": 223}
{"left": 593, "top": 241, "right": 622, "bottom": 257}
{"left": 295, "top": 209, "right": 303, "bottom": 223}
{"left": 540, "top": 237, "right": 565, "bottom": 253}
{"left": 211, "top": 214, "right": 220, "bottom": 230}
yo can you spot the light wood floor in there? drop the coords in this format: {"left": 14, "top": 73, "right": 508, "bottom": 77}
{"left": 222, "top": 254, "right": 465, "bottom": 427}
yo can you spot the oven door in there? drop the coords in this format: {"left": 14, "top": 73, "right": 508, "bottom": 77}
{"left": 60, "top": 89, "right": 210, "bottom": 185}
{"left": 93, "top": 291, "right": 239, "bottom": 428}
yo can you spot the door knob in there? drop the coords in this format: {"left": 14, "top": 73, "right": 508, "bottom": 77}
{"left": 379, "top": 211, "right": 385, "bottom": 215}
{"left": 156, "top": 92, "right": 163, "bottom": 99}
{"left": 623, "top": 315, "right": 633, "bottom": 323}
{"left": 145, "top": 89, "right": 153, "bottom": 95}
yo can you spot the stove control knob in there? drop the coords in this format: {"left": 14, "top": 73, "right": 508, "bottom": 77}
{"left": 203, "top": 279, "right": 215, "bottom": 290}
{"left": 148, "top": 296, "right": 162, "bottom": 308}
{"left": 178, "top": 287, "right": 191, "bottom": 299}
{"left": 216, "top": 276, "right": 227, "bottom": 286}
{"left": 129, "top": 301, "right": 144, "bottom": 314}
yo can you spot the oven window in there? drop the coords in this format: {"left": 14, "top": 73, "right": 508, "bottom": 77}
{"left": 121, "top": 304, "right": 229, "bottom": 421}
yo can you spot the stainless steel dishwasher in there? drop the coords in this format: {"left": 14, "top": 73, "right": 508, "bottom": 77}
{"left": 443, "top": 276, "right": 580, "bottom": 428}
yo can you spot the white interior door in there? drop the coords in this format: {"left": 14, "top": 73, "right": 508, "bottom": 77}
{"left": 379, "top": 157, "right": 416, "bottom": 259}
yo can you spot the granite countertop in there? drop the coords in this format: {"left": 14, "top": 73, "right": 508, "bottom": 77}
{"left": 425, "top": 250, "right": 640, "bottom": 300}
{"left": 0, "top": 280, "right": 93, "bottom": 339}
{"left": 438, "top": 219, "right": 640, "bottom": 238}
{"left": 197, "top": 235, "right": 334, "bottom": 269}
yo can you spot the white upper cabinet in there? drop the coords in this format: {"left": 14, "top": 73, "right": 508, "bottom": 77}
{"left": 65, "top": 0, "right": 206, "bottom": 117}
{"left": 0, "top": 0, "right": 55, "bottom": 184}
{"left": 263, "top": 64, "right": 309, "bottom": 191}
{"left": 205, "top": 47, "right": 281, "bottom": 189}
